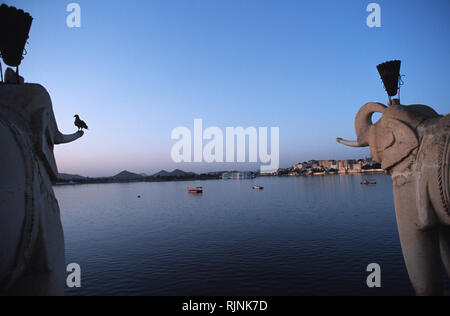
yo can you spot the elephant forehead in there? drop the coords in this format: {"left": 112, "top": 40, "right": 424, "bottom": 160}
{"left": 0, "top": 84, "right": 53, "bottom": 117}
{"left": 383, "top": 105, "right": 431, "bottom": 128}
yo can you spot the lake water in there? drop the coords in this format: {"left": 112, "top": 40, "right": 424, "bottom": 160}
{"left": 56, "top": 174, "right": 449, "bottom": 296}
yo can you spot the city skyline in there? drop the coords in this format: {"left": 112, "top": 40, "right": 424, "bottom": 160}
{"left": 3, "top": 0, "right": 450, "bottom": 177}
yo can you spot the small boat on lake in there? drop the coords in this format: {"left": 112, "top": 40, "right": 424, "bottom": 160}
{"left": 253, "top": 186, "right": 264, "bottom": 190}
{"left": 188, "top": 186, "right": 203, "bottom": 193}
{"left": 361, "top": 179, "right": 376, "bottom": 185}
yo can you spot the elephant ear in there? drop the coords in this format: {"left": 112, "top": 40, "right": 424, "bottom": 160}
{"left": 381, "top": 119, "right": 419, "bottom": 170}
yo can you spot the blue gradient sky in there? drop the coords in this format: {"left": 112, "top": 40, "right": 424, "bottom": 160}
{"left": 4, "top": 0, "right": 450, "bottom": 176}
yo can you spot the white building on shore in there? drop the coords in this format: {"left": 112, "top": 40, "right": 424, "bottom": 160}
{"left": 222, "top": 172, "right": 255, "bottom": 180}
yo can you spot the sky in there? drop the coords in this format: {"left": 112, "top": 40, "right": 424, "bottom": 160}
{"left": 3, "top": 0, "right": 450, "bottom": 176}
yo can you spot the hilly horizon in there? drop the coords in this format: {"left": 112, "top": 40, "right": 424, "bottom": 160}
{"left": 153, "top": 169, "right": 197, "bottom": 178}
{"left": 57, "top": 169, "right": 199, "bottom": 181}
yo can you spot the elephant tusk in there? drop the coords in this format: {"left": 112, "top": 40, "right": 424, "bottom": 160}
{"left": 336, "top": 137, "right": 363, "bottom": 147}
{"left": 54, "top": 131, "right": 84, "bottom": 145}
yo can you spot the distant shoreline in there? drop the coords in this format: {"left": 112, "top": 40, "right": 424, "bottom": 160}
{"left": 53, "top": 170, "right": 387, "bottom": 186}
{"left": 56, "top": 158, "right": 384, "bottom": 186}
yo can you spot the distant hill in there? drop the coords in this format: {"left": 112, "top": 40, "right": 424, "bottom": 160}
{"left": 112, "top": 171, "right": 144, "bottom": 180}
{"left": 58, "top": 173, "right": 87, "bottom": 182}
{"left": 152, "top": 170, "right": 171, "bottom": 177}
{"left": 152, "top": 169, "right": 197, "bottom": 178}
{"left": 54, "top": 169, "right": 216, "bottom": 186}
{"left": 172, "top": 169, "right": 196, "bottom": 177}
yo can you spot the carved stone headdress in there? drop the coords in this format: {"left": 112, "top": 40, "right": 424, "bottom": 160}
{"left": 377, "top": 60, "right": 402, "bottom": 104}
{"left": 0, "top": 4, "right": 33, "bottom": 82}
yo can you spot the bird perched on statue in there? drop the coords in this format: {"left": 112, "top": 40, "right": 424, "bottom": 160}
{"left": 74, "top": 115, "right": 88, "bottom": 131}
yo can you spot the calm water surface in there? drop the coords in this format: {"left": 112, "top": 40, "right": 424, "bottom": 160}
{"left": 56, "top": 175, "right": 449, "bottom": 296}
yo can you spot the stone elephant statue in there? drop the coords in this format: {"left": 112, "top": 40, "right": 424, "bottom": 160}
{"left": 0, "top": 76, "right": 83, "bottom": 295}
{"left": 337, "top": 99, "right": 450, "bottom": 296}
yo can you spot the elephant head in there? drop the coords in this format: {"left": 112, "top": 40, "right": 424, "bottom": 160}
{"left": 337, "top": 100, "right": 441, "bottom": 170}
{"left": 0, "top": 81, "right": 83, "bottom": 180}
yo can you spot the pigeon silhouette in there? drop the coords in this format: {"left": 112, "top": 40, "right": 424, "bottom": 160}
{"left": 74, "top": 115, "right": 88, "bottom": 131}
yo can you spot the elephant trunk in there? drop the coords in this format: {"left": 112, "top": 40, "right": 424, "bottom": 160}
{"left": 336, "top": 102, "right": 387, "bottom": 147}
{"left": 336, "top": 138, "right": 361, "bottom": 147}
{"left": 54, "top": 131, "right": 83, "bottom": 145}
